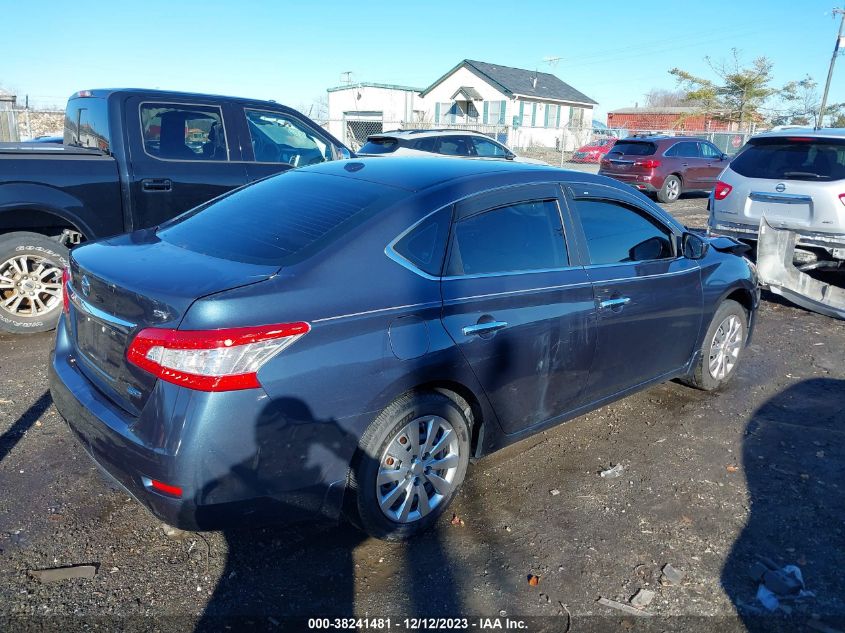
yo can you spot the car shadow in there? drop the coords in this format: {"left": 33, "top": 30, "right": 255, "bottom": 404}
{"left": 192, "top": 396, "right": 464, "bottom": 631}
{"left": 0, "top": 390, "right": 51, "bottom": 462}
{"left": 721, "top": 378, "right": 845, "bottom": 631}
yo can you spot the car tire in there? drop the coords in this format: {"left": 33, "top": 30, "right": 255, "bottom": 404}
{"left": 657, "top": 174, "right": 682, "bottom": 203}
{"left": 682, "top": 299, "right": 748, "bottom": 391}
{"left": 0, "top": 232, "right": 69, "bottom": 334}
{"left": 348, "top": 390, "right": 471, "bottom": 541}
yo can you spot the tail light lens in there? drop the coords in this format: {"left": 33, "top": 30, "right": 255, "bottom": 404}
{"left": 127, "top": 322, "right": 310, "bottom": 391}
{"left": 839, "top": 193, "right": 845, "bottom": 207}
{"left": 714, "top": 181, "right": 733, "bottom": 200}
{"left": 634, "top": 159, "right": 661, "bottom": 169}
{"left": 62, "top": 268, "right": 71, "bottom": 314}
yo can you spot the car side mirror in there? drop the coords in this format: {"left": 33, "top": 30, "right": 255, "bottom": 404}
{"left": 336, "top": 146, "right": 353, "bottom": 160}
{"left": 683, "top": 232, "right": 709, "bottom": 260}
{"left": 505, "top": 151, "right": 515, "bottom": 160}
{"left": 721, "top": 153, "right": 730, "bottom": 161}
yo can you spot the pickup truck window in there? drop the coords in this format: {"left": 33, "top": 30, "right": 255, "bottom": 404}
{"left": 64, "top": 97, "right": 110, "bottom": 152}
{"left": 245, "top": 109, "right": 331, "bottom": 166}
{"left": 140, "top": 103, "right": 228, "bottom": 161}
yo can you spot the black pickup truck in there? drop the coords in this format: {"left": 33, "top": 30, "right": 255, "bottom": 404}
{"left": 0, "top": 88, "right": 351, "bottom": 334}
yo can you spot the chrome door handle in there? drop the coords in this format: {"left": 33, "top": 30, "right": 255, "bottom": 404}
{"left": 599, "top": 297, "right": 631, "bottom": 309}
{"left": 462, "top": 321, "right": 508, "bottom": 336}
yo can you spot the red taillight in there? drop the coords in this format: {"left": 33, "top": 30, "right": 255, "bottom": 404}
{"left": 149, "top": 479, "right": 182, "bottom": 498}
{"left": 839, "top": 193, "right": 845, "bottom": 207}
{"left": 634, "top": 159, "right": 661, "bottom": 169}
{"left": 62, "top": 268, "right": 71, "bottom": 314}
{"left": 714, "top": 181, "right": 733, "bottom": 200}
{"left": 126, "top": 322, "right": 310, "bottom": 392}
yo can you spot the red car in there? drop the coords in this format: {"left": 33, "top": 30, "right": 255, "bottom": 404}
{"left": 598, "top": 136, "right": 729, "bottom": 203}
{"left": 570, "top": 137, "right": 616, "bottom": 163}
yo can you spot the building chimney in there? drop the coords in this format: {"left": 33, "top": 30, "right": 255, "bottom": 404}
{"left": 532, "top": 77, "right": 537, "bottom": 89}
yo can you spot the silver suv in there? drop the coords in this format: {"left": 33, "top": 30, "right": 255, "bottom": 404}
{"left": 357, "top": 129, "right": 545, "bottom": 164}
{"left": 709, "top": 129, "right": 845, "bottom": 263}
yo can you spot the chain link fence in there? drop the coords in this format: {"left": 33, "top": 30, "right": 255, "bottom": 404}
{"left": 323, "top": 119, "right": 758, "bottom": 167}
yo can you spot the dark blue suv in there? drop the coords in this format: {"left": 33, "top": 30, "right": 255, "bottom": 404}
{"left": 49, "top": 157, "right": 758, "bottom": 540}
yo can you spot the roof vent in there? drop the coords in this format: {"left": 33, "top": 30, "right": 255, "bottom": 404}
{"left": 532, "top": 77, "right": 537, "bottom": 89}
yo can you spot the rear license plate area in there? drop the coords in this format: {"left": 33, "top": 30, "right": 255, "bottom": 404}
{"left": 74, "top": 311, "right": 127, "bottom": 379}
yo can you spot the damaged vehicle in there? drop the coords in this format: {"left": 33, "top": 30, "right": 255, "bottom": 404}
{"left": 708, "top": 130, "right": 845, "bottom": 318}
{"left": 50, "top": 158, "right": 758, "bottom": 540}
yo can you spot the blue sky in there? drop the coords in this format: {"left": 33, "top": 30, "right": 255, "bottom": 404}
{"left": 4, "top": 0, "right": 843, "bottom": 120}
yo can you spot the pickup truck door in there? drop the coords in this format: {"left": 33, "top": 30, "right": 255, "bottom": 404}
{"left": 232, "top": 105, "right": 344, "bottom": 183}
{"left": 124, "top": 97, "right": 249, "bottom": 230}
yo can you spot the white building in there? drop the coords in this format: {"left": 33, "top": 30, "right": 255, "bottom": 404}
{"left": 326, "top": 82, "right": 424, "bottom": 148}
{"left": 326, "top": 60, "right": 597, "bottom": 150}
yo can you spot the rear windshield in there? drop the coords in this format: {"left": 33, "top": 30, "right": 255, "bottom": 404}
{"left": 64, "top": 97, "right": 110, "bottom": 152}
{"left": 607, "top": 141, "right": 656, "bottom": 156}
{"left": 730, "top": 137, "right": 845, "bottom": 181}
{"left": 359, "top": 138, "right": 399, "bottom": 154}
{"left": 158, "top": 171, "right": 398, "bottom": 265}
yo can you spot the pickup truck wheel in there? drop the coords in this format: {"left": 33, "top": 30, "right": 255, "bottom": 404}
{"left": 0, "top": 232, "right": 69, "bottom": 334}
{"left": 681, "top": 299, "right": 747, "bottom": 391}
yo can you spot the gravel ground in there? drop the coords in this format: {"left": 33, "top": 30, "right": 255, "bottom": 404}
{"left": 1, "top": 196, "right": 844, "bottom": 632}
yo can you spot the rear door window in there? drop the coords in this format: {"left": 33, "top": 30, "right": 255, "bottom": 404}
{"left": 446, "top": 200, "right": 567, "bottom": 275}
{"left": 608, "top": 141, "right": 656, "bottom": 156}
{"left": 730, "top": 137, "right": 845, "bottom": 181}
{"left": 576, "top": 199, "right": 675, "bottom": 264}
{"left": 672, "top": 141, "right": 700, "bottom": 158}
{"left": 392, "top": 207, "right": 452, "bottom": 276}
{"left": 438, "top": 136, "right": 473, "bottom": 156}
{"left": 245, "top": 109, "right": 331, "bottom": 166}
{"left": 414, "top": 137, "right": 439, "bottom": 152}
{"left": 140, "top": 103, "right": 228, "bottom": 161}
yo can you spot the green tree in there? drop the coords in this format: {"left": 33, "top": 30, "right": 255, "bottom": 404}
{"left": 670, "top": 48, "right": 787, "bottom": 129}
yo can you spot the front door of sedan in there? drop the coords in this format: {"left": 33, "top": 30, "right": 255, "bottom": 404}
{"left": 439, "top": 185, "right": 597, "bottom": 435}
{"left": 567, "top": 187, "right": 703, "bottom": 402}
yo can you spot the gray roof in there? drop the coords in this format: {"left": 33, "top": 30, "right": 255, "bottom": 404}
{"left": 422, "top": 59, "right": 596, "bottom": 105}
{"left": 451, "top": 86, "right": 483, "bottom": 100}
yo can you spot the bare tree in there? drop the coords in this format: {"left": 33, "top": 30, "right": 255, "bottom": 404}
{"left": 643, "top": 88, "right": 688, "bottom": 107}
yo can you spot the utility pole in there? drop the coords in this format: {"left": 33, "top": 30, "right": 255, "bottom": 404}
{"left": 818, "top": 7, "right": 845, "bottom": 128}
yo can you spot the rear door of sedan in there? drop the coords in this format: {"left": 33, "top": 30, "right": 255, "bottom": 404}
{"left": 565, "top": 183, "right": 703, "bottom": 402}
{"left": 439, "top": 183, "right": 597, "bottom": 435}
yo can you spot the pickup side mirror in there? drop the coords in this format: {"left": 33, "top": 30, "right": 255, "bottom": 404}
{"left": 682, "top": 232, "right": 709, "bottom": 260}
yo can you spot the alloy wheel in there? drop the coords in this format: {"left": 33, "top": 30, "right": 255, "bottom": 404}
{"left": 377, "top": 415, "right": 460, "bottom": 524}
{"left": 708, "top": 314, "right": 743, "bottom": 380}
{"left": 666, "top": 178, "right": 680, "bottom": 200}
{"left": 0, "top": 255, "right": 63, "bottom": 318}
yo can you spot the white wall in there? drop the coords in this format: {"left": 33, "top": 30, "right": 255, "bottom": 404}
{"left": 327, "top": 86, "right": 423, "bottom": 138}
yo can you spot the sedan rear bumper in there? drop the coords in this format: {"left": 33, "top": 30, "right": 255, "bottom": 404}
{"left": 49, "top": 317, "right": 347, "bottom": 531}
{"left": 710, "top": 220, "right": 845, "bottom": 257}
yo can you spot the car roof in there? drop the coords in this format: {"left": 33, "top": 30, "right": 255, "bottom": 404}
{"left": 750, "top": 127, "right": 845, "bottom": 141}
{"left": 617, "top": 135, "right": 703, "bottom": 143}
{"left": 69, "top": 88, "right": 288, "bottom": 110}
{"left": 302, "top": 156, "right": 609, "bottom": 192}
{"left": 369, "top": 129, "right": 495, "bottom": 140}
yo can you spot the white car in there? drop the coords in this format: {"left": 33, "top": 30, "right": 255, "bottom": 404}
{"left": 357, "top": 129, "right": 546, "bottom": 164}
{"left": 709, "top": 128, "right": 845, "bottom": 264}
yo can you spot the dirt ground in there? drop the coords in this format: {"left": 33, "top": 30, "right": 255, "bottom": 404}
{"left": 1, "top": 195, "right": 844, "bottom": 633}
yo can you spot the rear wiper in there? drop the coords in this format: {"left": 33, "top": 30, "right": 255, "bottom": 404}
{"left": 782, "top": 171, "right": 824, "bottom": 179}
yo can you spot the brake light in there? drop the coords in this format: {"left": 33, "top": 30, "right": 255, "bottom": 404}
{"left": 149, "top": 479, "right": 182, "bottom": 498}
{"left": 62, "top": 268, "right": 71, "bottom": 314}
{"left": 126, "top": 322, "right": 310, "bottom": 391}
{"left": 714, "top": 181, "right": 733, "bottom": 200}
{"left": 634, "top": 159, "right": 661, "bottom": 169}
{"left": 840, "top": 194, "right": 845, "bottom": 207}
{"left": 785, "top": 137, "right": 813, "bottom": 142}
